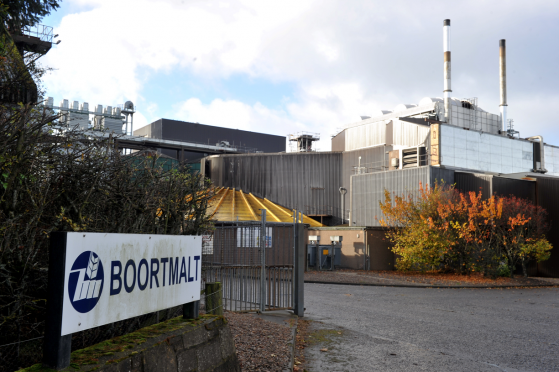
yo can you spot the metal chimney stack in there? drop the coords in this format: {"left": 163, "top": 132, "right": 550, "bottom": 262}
{"left": 499, "top": 39, "right": 507, "bottom": 132}
{"left": 443, "top": 19, "right": 452, "bottom": 124}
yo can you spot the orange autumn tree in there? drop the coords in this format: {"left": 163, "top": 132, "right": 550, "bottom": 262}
{"left": 379, "top": 182, "right": 463, "bottom": 272}
{"left": 379, "top": 182, "right": 552, "bottom": 276}
{"left": 496, "top": 196, "right": 551, "bottom": 277}
{"left": 448, "top": 191, "right": 503, "bottom": 276}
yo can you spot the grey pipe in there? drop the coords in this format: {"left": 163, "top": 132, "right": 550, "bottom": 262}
{"left": 443, "top": 19, "right": 452, "bottom": 125}
{"left": 527, "top": 136, "right": 547, "bottom": 173}
{"left": 500, "top": 39, "right": 508, "bottom": 131}
{"left": 339, "top": 187, "right": 347, "bottom": 224}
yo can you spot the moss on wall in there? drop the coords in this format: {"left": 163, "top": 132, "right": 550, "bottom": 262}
{"left": 19, "top": 314, "right": 237, "bottom": 372}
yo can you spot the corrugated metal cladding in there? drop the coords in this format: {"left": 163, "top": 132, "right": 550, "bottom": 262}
{"left": 134, "top": 119, "right": 162, "bottom": 139}
{"left": 350, "top": 166, "right": 455, "bottom": 227}
{"left": 341, "top": 146, "right": 392, "bottom": 220}
{"left": 535, "top": 177, "right": 559, "bottom": 277}
{"left": 454, "top": 172, "right": 536, "bottom": 203}
{"left": 344, "top": 120, "right": 387, "bottom": 151}
{"left": 343, "top": 120, "right": 431, "bottom": 152}
{"left": 206, "top": 152, "right": 343, "bottom": 221}
{"left": 392, "top": 120, "right": 431, "bottom": 148}
{"left": 493, "top": 177, "right": 536, "bottom": 203}
{"left": 454, "top": 172, "right": 493, "bottom": 198}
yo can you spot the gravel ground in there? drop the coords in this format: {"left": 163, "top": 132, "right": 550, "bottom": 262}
{"left": 225, "top": 311, "right": 292, "bottom": 371}
{"left": 305, "top": 269, "right": 554, "bottom": 287}
{"left": 303, "top": 283, "right": 559, "bottom": 371}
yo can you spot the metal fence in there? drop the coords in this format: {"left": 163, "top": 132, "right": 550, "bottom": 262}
{"left": 202, "top": 219, "right": 296, "bottom": 312}
{"left": 2, "top": 221, "right": 297, "bottom": 371}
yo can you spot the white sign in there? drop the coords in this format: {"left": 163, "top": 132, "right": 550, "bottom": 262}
{"left": 61, "top": 232, "right": 201, "bottom": 336}
{"left": 236, "top": 227, "right": 272, "bottom": 248}
{"left": 202, "top": 234, "right": 214, "bottom": 255}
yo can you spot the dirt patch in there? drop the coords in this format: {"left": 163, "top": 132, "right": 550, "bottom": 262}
{"left": 305, "top": 269, "right": 554, "bottom": 288}
{"left": 225, "top": 311, "right": 292, "bottom": 371}
{"left": 294, "top": 321, "right": 345, "bottom": 372}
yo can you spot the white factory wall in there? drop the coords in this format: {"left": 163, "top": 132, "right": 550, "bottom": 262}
{"left": 344, "top": 120, "right": 387, "bottom": 151}
{"left": 344, "top": 120, "right": 431, "bottom": 152}
{"left": 450, "top": 106, "right": 500, "bottom": 134}
{"left": 392, "top": 120, "right": 430, "bottom": 148}
{"left": 544, "top": 145, "right": 559, "bottom": 176}
{"left": 439, "top": 124, "right": 535, "bottom": 174}
{"left": 344, "top": 102, "right": 437, "bottom": 130}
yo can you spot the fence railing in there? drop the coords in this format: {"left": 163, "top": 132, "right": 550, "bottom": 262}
{"left": 202, "top": 220, "right": 298, "bottom": 312}
{"left": 3, "top": 220, "right": 300, "bottom": 371}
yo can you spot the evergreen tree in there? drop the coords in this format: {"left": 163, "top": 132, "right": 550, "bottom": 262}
{"left": 1, "top": 0, "right": 61, "bottom": 32}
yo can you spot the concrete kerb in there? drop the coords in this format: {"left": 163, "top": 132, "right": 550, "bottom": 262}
{"left": 283, "top": 318, "right": 297, "bottom": 372}
{"left": 305, "top": 280, "right": 558, "bottom": 289}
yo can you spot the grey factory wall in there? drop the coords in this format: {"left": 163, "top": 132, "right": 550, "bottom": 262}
{"left": 341, "top": 146, "right": 392, "bottom": 221}
{"left": 535, "top": 177, "right": 559, "bottom": 278}
{"left": 205, "top": 152, "right": 343, "bottom": 224}
{"left": 133, "top": 119, "right": 286, "bottom": 162}
{"left": 160, "top": 119, "right": 285, "bottom": 151}
{"left": 331, "top": 130, "right": 345, "bottom": 152}
{"left": 493, "top": 177, "right": 536, "bottom": 202}
{"left": 454, "top": 172, "right": 493, "bottom": 198}
{"left": 350, "top": 166, "right": 455, "bottom": 227}
{"left": 454, "top": 172, "right": 536, "bottom": 203}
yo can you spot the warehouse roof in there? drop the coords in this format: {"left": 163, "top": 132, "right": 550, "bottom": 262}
{"left": 208, "top": 187, "right": 323, "bottom": 226}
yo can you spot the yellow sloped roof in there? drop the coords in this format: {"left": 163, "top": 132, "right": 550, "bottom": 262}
{"left": 207, "top": 187, "right": 324, "bottom": 227}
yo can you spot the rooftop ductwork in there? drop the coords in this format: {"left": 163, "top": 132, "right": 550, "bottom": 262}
{"left": 526, "top": 135, "right": 547, "bottom": 173}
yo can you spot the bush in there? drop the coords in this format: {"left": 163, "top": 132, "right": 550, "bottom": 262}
{"left": 379, "top": 183, "right": 552, "bottom": 277}
{"left": 0, "top": 80, "right": 214, "bottom": 346}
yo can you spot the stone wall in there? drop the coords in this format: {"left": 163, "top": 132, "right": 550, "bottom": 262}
{"left": 21, "top": 315, "right": 240, "bottom": 372}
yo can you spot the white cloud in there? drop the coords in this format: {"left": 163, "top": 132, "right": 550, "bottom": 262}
{"left": 42, "top": 0, "right": 559, "bottom": 151}
{"left": 174, "top": 97, "right": 302, "bottom": 134}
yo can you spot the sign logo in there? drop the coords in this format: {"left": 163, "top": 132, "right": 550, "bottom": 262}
{"left": 67, "top": 251, "right": 104, "bottom": 313}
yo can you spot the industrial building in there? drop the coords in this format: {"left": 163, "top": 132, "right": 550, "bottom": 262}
{"left": 45, "top": 19, "right": 558, "bottom": 276}
{"left": 43, "top": 99, "right": 286, "bottom": 163}
{"left": 201, "top": 20, "right": 559, "bottom": 277}
{"left": 134, "top": 119, "right": 286, "bottom": 163}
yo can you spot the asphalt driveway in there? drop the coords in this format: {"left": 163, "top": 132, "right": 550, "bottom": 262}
{"left": 303, "top": 283, "right": 559, "bottom": 371}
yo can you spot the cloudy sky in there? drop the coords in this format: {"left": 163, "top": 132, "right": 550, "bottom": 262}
{"left": 42, "top": 0, "right": 559, "bottom": 151}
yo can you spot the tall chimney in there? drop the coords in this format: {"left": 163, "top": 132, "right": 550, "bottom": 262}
{"left": 499, "top": 39, "right": 507, "bottom": 132}
{"left": 443, "top": 19, "right": 452, "bottom": 124}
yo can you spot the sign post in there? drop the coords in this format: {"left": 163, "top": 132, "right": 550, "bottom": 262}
{"left": 43, "top": 233, "right": 72, "bottom": 370}
{"left": 43, "top": 232, "right": 202, "bottom": 370}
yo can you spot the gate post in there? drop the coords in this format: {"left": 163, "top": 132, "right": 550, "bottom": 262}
{"left": 183, "top": 301, "right": 200, "bottom": 319}
{"left": 294, "top": 221, "right": 305, "bottom": 317}
{"left": 205, "top": 283, "right": 223, "bottom": 316}
{"left": 43, "top": 232, "right": 72, "bottom": 370}
{"left": 260, "top": 210, "right": 267, "bottom": 312}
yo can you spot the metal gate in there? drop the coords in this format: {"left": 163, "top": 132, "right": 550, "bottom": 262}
{"left": 202, "top": 218, "right": 296, "bottom": 312}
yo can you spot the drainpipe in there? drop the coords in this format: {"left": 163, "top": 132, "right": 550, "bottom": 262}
{"left": 443, "top": 19, "right": 452, "bottom": 125}
{"left": 364, "top": 228, "right": 369, "bottom": 271}
{"left": 339, "top": 187, "right": 347, "bottom": 224}
{"left": 527, "top": 136, "right": 548, "bottom": 173}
